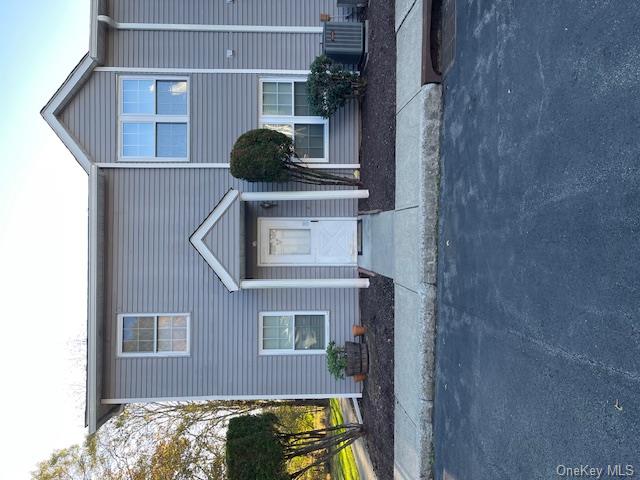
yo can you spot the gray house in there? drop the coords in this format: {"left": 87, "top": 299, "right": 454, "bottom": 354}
{"left": 42, "top": 0, "right": 369, "bottom": 433}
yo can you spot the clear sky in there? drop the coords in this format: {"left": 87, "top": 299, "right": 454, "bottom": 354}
{"left": 0, "top": 1, "right": 90, "bottom": 477}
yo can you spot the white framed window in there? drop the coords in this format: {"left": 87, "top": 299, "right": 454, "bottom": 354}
{"left": 117, "top": 314, "right": 190, "bottom": 357}
{"left": 259, "top": 311, "right": 329, "bottom": 355}
{"left": 118, "top": 76, "right": 190, "bottom": 162}
{"left": 259, "top": 78, "right": 329, "bottom": 163}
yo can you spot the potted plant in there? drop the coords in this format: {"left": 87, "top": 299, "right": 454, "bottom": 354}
{"left": 326, "top": 341, "right": 348, "bottom": 379}
{"left": 326, "top": 341, "right": 369, "bottom": 380}
{"left": 307, "top": 54, "right": 366, "bottom": 118}
{"left": 352, "top": 324, "right": 367, "bottom": 336}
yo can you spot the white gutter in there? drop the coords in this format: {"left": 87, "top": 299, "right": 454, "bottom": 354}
{"left": 102, "top": 393, "right": 362, "bottom": 404}
{"left": 240, "top": 279, "right": 370, "bottom": 289}
{"left": 97, "top": 15, "right": 323, "bottom": 34}
{"left": 95, "top": 162, "right": 361, "bottom": 170}
{"left": 240, "top": 190, "right": 369, "bottom": 202}
{"left": 94, "top": 66, "right": 311, "bottom": 76}
{"left": 87, "top": 165, "right": 99, "bottom": 433}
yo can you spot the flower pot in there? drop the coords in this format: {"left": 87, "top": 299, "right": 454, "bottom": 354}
{"left": 344, "top": 341, "right": 369, "bottom": 376}
{"left": 352, "top": 324, "right": 367, "bottom": 336}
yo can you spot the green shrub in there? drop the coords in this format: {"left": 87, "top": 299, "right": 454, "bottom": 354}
{"left": 229, "top": 128, "right": 362, "bottom": 186}
{"left": 230, "top": 129, "right": 294, "bottom": 183}
{"left": 226, "top": 413, "right": 288, "bottom": 480}
{"left": 326, "top": 341, "right": 347, "bottom": 380}
{"left": 307, "top": 55, "right": 365, "bottom": 118}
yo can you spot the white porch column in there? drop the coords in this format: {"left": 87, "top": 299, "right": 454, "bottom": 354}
{"left": 240, "top": 279, "right": 370, "bottom": 289}
{"left": 239, "top": 190, "right": 369, "bottom": 202}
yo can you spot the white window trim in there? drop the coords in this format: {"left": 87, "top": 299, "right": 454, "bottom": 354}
{"left": 258, "top": 77, "right": 329, "bottom": 163}
{"left": 117, "top": 313, "right": 191, "bottom": 357}
{"left": 117, "top": 75, "right": 190, "bottom": 162}
{"left": 259, "top": 311, "right": 330, "bottom": 356}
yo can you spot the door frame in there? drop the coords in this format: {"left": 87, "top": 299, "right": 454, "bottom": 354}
{"left": 257, "top": 217, "right": 358, "bottom": 267}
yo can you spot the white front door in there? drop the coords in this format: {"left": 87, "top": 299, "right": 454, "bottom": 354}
{"left": 258, "top": 218, "right": 357, "bottom": 266}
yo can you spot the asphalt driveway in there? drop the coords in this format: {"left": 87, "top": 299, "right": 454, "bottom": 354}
{"left": 434, "top": 1, "right": 640, "bottom": 478}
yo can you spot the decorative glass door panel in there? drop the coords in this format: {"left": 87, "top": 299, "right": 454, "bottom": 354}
{"left": 258, "top": 218, "right": 357, "bottom": 266}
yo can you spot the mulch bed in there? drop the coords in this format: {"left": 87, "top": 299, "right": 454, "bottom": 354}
{"left": 355, "top": 1, "right": 397, "bottom": 478}
{"left": 359, "top": 274, "right": 395, "bottom": 480}
{"left": 358, "top": 0, "right": 396, "bottom": 213}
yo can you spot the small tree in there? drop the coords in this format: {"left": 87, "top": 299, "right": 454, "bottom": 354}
{"left": 227, "top": 413, "right": 364, "bottom": 480}
{"left": 33, "top": 401, "right": 335, "bottom": 480}
{"left": 230, "top": 128, "right": 361, "bottom": 186}
{"left": 326, "top": 341, "right": 347, "bottom": 379}
{"left": 307, "top": 54, "right": 366, "bottom": 118}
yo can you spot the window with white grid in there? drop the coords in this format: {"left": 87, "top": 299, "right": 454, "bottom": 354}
{"left": 118, "top": 314, "right": 190, "bottom": 356}
{"left": 259, "top": 312, "right": 328, "bottom": 355}
{"left": 119, "top": 77, "right": 189, "bottom": 161}
{"left": 259, "top": 78, "right": 328, "bottom": 163}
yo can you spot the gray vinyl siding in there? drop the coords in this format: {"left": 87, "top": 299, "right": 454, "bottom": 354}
{"left": 106, "top": 31, "right": 322, "bottom": 70}
{"left": 59, "top": 73, "right": 359, "bottom": 166}
{"left": 190, "top": 74, "right": 358, "bottom": 166}
{"left": 103, "top": 0, "right": 355, "bottom": 70}
{"left": 107, "top": 0, "right": 343, "bottom": 26}
{"left": 102, "top": 168, "right": 360, "bottom": 400}
{"left": 60, "top": 72, "right": 117, "bottom": 164}
{"left": 95, "top": 171, "right": 117, "bottom": 425}
{"left": 90, "top": 0, "right": 108, "bottom": 63}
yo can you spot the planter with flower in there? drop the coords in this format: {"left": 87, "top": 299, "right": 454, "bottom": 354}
{"left": 326, "top": 340, "right": 368, "bottom": 382}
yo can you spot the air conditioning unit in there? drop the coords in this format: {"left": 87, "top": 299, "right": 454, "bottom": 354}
{"left": 322, "top": 22, "right": 364, "bottom": 65}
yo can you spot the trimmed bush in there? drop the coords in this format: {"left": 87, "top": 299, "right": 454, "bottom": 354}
{"left": 230, "top": 129, "right": 293, "bottom": 183}
{"left": 229, "top": 128, "right": 362, "bottom": 186}
{"left": 307, "top": 55, "right": 365, "bottom": 118}
{"left": 226, "top": 413, "right": 288, "bottom": 480}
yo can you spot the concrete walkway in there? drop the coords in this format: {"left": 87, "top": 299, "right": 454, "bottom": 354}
{"left": 359, "top": 0, "right": 442, "bottom": 477}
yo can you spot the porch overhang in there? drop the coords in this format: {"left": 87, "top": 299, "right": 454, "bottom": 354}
{"left": 190, "top": 189, "right": 243, "bottom": 291}
{"left": 190, "top": 188, "right": 371, "bottom": 292}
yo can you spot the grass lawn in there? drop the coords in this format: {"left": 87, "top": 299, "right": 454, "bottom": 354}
{"left": 328, "top": 399, "right": 360, "bottom": 480}
{"left": 274, "top": 405, "right": 327, "bottom": 480}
